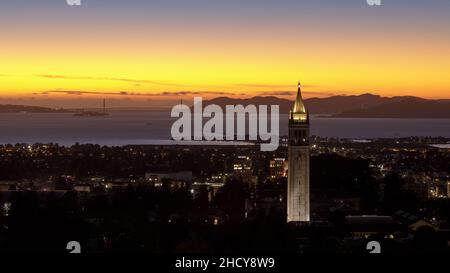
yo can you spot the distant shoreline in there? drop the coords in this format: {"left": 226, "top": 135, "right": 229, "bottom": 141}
{"left": 2, "top": 109, "right": 450, "bottom": 119}
{"left": 0, "top": 136, "right": 449, "bottom": 148}
{"left": 317, "top": 115, "right": 450, "bottom": 119}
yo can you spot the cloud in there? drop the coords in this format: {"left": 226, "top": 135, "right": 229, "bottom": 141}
{"left": 235, "top": 83, "right": 317, "bottom": 89}
{"left": 256, "top": 90, "right": 337, "bottom": 97}
{"left": 258, "top": 91, "right": 294, "bottom": 96}
{"left": 36, "top": 74, "right": 181, "bottom": 87}
{"left": 36, "top": 75, "right": 322, "bottom": 91}
{"left": 41, "top": 90, "right": 245, "bottom": 97}
{"left": 44, "top": 90, "right": 128, "bottom": 96}
{"left": 158, "top": 91, "right": 245, "bottom": 96}
{"left": 40, "top": 89, "right": 336, "bottom": 98}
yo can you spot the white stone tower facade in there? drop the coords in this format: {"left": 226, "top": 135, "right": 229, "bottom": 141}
{"left": 287, "top": 81, "right": 310, "bottom": 223}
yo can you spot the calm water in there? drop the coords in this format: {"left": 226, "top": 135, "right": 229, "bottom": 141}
{"left": 0, "top": 111, "right": 449, "bottom": 145}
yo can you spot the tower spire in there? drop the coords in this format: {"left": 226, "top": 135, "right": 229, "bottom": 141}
{"left": 292, "top": 81, "right": 306, "bottom": 114}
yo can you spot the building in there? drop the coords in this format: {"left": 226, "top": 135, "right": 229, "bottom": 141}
{"left": 145, "top": 171, "right": 192, "bottom": 182}
{"left": 287, "top": 82, "right": 310, "bottom": 222}
{"left": 145, "top": 171, "right": 192, "bottom": 188}
{"left": 345, "top": 215, "right": 400, "bottom": 239}
{"left": 73, "top": 184, "right": 91, "bottom": 193}
{"left": 448, "top": 181, "right": 450, "bottom": 198}
{"left": 233, "top": 156, "right": 257, "bottom": 189}
{"left": 269, "top": 158, "right": 287, "bottom": 180}
{"left": 233, "top": 156, "right": 252, "bottom": 176}
{"left": 0, "top": 181, "right": 17, "bottom": 192}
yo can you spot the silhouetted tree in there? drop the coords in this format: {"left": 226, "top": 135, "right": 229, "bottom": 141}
{"left": 215, "top": 179, "right": 247, "bottom": 223}
{"left": 382, "top": 173, "right": 419, "bottom": 213}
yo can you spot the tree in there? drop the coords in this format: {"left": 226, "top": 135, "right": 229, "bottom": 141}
{"left": 382, "top": 173, "right": 419, "bottom": 213}
{"left": 215, "top": 179, "right": 247, "bottom": 223}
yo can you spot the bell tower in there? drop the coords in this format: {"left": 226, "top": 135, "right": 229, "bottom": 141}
{"left": 287, "top": 81, "right": 310, "bottom": 222}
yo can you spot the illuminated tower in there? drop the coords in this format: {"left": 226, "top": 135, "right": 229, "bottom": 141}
{"left": 287, "top": 81, "right": 310, "bottom": 222}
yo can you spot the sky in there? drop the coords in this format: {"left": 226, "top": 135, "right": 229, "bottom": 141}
{"left": 1, "top": 0, "right": 450, "bottom": 108}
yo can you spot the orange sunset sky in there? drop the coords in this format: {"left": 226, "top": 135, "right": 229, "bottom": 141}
{"left": 1, "top": 0, "right": 450, "bottom": 108}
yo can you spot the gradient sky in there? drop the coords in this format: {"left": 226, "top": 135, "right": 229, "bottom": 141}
{"left": 1, "top": 0, "right": 450, "bottom": 108}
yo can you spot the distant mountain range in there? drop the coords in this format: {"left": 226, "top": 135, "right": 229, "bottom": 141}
{"left": 0, "top": 105, "right": 70, "bottom": 113}
{"left": 204, "top": 94, "right": 450, "bottom": 118}
{"left": 1, "top": 93, "right": 450, "bottom": 118}
{"left": 334, "top": 97, "right": 450, "bottom": 118}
